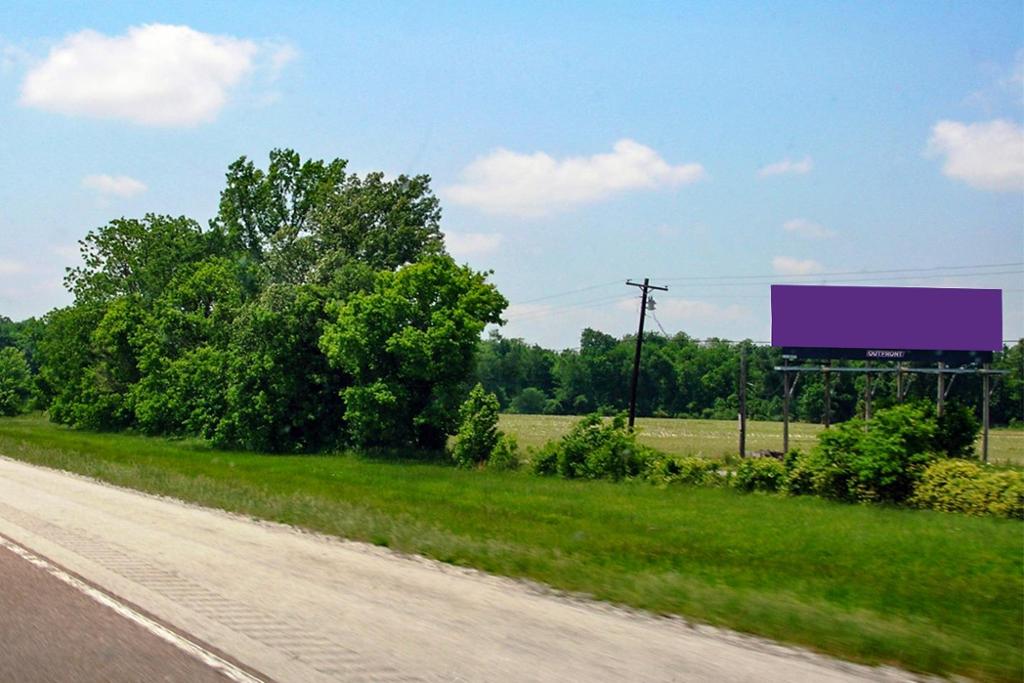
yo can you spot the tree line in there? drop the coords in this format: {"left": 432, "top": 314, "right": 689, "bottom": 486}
{"left": 1, "top": 148, "right": 1020, "bottom": 446}
{"left": 0, "top": 150, "right": 505, "bottom": 451}
{"left": 471, "top": 329, "right": 1024, "bottom": 426}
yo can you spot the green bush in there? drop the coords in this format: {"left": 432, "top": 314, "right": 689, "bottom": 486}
{"left": 855, "top": 403, "right": 940, "bottom": 502}
{"left": 451, "top": 384, "right": 501, "bottom": 468}
{"left": 643, "top": 453, "right": 719, "bottom": 486}
{"left": 787, "top": 403, "right": 941, "bottom": 503}
{"left": 933, "top": 402, "right": 980, "bottom": 459}
{"left": 531, "top": 413, "right": 654, "bottom": 481}
{"left": 0, "top": 347, "right": 34, "bottom": 416}
{"left": 488, "top": 434, "right": 521, "bottom": 471}
{"left": 733, "top": 458, "right": 787, "bottom": 493}
{"left": 529, "top": 442, "right": 559, "bottom": 475}
{"left": 911, "top": 459, "right": 1024, "bottom": 519}
{"left": 789, "top": 420, "right": 862, "bottom": 501}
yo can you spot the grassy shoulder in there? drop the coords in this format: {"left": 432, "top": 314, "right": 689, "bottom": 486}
{"left": 499, "top": 413, "right": 1024, "bottom": 465}
{"left": 0, "top": 413, "right": 1021, "bottom": 681}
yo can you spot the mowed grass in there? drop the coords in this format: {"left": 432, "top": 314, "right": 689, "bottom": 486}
{"left": 500, "top": 413, "right": 1024, "bottom": 465}
{"left": 0, "top": 414, "right": 1021, "bottom": 681}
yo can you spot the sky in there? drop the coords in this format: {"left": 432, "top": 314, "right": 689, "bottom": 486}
{"left": 1, "top": 1, "right": 1022, "bottom": 350}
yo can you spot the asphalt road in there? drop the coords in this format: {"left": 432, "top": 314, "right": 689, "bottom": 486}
{"left": 0, "top": 542, "right": 232, "bottom": 683}
{"left": 0, "top": 456, "right": 922, "bottom": 682}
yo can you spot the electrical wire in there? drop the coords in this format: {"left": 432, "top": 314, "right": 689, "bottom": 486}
{"left": 507, "top": 261, "right": 1023, "bottom": 308}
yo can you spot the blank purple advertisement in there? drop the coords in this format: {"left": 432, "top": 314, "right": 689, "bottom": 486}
{"left": 771, "top": 285, "right": 1002, "bottom": 352}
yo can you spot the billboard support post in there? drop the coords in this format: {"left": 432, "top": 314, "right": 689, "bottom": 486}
{"left": 864, "top": 364, "right": 873, "bottom": 423}
{"left": 782, "top": 358, "right": 790, "bottom": 453}
{"left": 823, "top": 364, "right": 831, "bottom": 428}
{"left": 937, "top": 363, "right": 945, "bottom": 417}
{"left": 982, "top": 363, "right": 991, "bottom": 463}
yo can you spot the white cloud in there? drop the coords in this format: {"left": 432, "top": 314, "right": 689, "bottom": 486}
{"left": 772, "top": 256, "right": 824, "bottom": 275}
{"left": 782, "top": 218, "right": 835, "bottom": 239}
{"left": 18, "top": 24, "right": 290, "bottom": 126}
{"left": 446, "top": 139, "right": 705, "bottom": 216}
{"left": 926, "top": 119, "right": 1024, "bottom": 192}
{"left": 0, "top": 258, "right": 28, "bottom": 276}
{"left": 445, "top": 231, "right": 503, "bottom": 257}
{"left": 758, "top": 156, "right": 813, "bottom": 177}
{"left": 82, "top": 174, "right": 147, "bottom": 198}
{"left": 267, "top": 43, "right": 298, "bottom": 79}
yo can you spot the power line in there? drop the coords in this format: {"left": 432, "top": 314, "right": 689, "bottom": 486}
{"left": 656, "top": 269, "right": 1023, "bottom": 289}
{"left": 506, "top": 293, "right": 635, "bottom": 322}
{"left": 655, "top": 261, "right": 1023, "bottom": 283}
{"left": 507, "top": 261, "right": 1023, "bottom": 307}
{"left": 512, "top": 279, "right": 622, "bottom": 305}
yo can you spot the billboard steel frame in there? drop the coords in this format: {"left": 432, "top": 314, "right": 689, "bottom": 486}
{"left": 772, "top": 363, "right": 1010, "bottom": 462}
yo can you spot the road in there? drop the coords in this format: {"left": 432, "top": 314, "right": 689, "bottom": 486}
{"left": 0, "top": 456, "right": 920, "bottom": 682}
{"left": 0, "top": 542, "right": 234, "bottom": 683}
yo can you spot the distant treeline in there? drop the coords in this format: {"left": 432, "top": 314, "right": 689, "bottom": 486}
{"left": 471, "top": 330, "right": 1024, "bottom": 426}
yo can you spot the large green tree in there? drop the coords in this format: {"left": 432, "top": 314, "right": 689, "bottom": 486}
{"left": 0, "top": 347, "right": 33, "bottom": 416}
{"left": 320, "top": 256, "right": 506, "bottom": 449}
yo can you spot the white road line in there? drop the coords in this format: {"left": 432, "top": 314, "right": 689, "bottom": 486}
{"left": 0, "top": 535, "right": 265, "bottom": 683}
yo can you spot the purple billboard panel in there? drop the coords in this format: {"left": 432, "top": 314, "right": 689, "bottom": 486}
{"left": 771, "top": 285, "right": 1002, "bottom": 357}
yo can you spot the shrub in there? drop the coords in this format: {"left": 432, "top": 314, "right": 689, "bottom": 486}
{"left": 788, "top": 403, "right": 941, "bottom": 504}
{"left": 488, "top": 434, "right": 521, "bottom": 471}
{"left": 933, "top": 402, "right": 980, "bottom": 459}
{"left": 643, "top": 454, "right": 719, "bottom": 486}
{"left": 792, "top": 419, "right": 863, "bottom": 501}
{"left": 533, "top": 413, "right": 654, "bottom": 481}
{"left": 451, "top": 384, "right": 501, "bottom": 468}
{"left": 911, "top": 459, "right": 1024, "bottom": 519}
{"left": 733, "top": 458, "right": 787, "bottom": 493}
{"left": 855, "top": 403, "right": 940, "bottom": 502}
{"left": 530, "top": 442, "right": 559, "bottom": 475}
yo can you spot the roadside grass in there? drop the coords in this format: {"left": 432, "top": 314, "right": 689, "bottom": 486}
{"left": 500, "top": 413, "right": 1024, "bottom": 466}
{"left": 0, "top": 413, "right": 1021, "bottom": 681}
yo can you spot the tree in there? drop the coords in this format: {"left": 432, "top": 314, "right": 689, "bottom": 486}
{"left": 65, "top": 215, "right": 209, "bottom": 305}
{"left": 215, "top": 148, "right": 349, "bottom": 266}
{"left": 320, "top": 256, "right": 506, "bottom": 449}
{"left": 0, "top": 347, "right": 33, "bottom": 416}
{"left": 510, "top": 387, "right": 549, "bottom": 414}
{"left": 214, "top": 149, "right": 446, "bottom": 290}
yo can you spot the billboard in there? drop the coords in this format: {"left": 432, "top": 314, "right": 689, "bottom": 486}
{"left": 771, "top": 285, "right": 1002, "bottom": 362}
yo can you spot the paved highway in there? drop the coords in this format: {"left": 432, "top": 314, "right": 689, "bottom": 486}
{"left": 0, "top": 541, "right": 234, "bottom": 683}
{"left": 0, "top": 456, "right": 923, "bottom": 682}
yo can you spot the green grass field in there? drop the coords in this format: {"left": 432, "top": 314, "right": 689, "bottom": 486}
{"left": 499, "top": 413, "right": 1024, "bottom": 465}
{"left": 0, "top": 413, "right": 1021, "bottom": 680}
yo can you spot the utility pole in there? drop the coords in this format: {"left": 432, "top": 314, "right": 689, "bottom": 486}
{"left": 626, "top": 278, "right": 668, "bottom": 430}
{"left": 739, "top": 346, "right": 747, "bottom": 457}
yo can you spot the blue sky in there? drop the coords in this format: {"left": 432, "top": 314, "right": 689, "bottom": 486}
{"left": 1, "top": 1, "right": 1021, "bottom": 349}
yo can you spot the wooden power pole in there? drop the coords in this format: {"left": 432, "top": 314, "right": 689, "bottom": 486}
{"left": 739, "top": 346, "right": 747, "bottom": 457}
{"left": 626, "top": 278, "right": 668, "bottom": 430}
